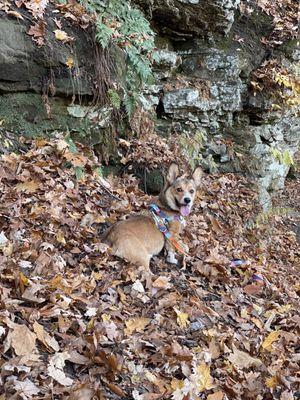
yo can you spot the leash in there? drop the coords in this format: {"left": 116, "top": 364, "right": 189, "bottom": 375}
{"left": 148, "top": 204, "right": 188, "bottom": 255}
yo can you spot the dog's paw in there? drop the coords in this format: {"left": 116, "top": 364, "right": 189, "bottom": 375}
{"left": 166, "top": 254, "right": 178, "bottom": 265}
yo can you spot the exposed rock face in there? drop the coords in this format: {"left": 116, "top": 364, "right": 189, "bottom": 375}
{"left": 134, "top": 0, "right": 240, "bottom": 36}
{"left": 136, "top": 1, "right": 300, "bottom": 207}
{"left": 0, "top": 11, "right": 124, "bottom": 147}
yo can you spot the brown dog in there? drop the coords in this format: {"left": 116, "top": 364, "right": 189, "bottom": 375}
{"left": 101, "top": 163, "right": 202, "bottom": 268}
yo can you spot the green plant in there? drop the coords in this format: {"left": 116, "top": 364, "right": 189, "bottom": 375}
{"left": 107, "top": 89, "right": 121, "bottom": 109}
{"left": 179, "top": 131, "right": 206, "bottom": 169}
{"left": 270, "top": 147, "right": 294, "bottom": 166}
{"left": 81, "top": 0, "right": 156, "bottom": 117}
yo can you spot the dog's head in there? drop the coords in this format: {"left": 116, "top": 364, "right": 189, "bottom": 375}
{"left": 160, "top": 163, "right": 203, "bottom": 217}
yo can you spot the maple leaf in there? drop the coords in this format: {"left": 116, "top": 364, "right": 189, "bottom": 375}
{"left": 27, "top": 21, "right": 46, "bottom": 46}
{"left": 194, "top": 363, "right": 213, "bottom": 392}
{"left": 174, "top": 308, "right": 190, "bottom": 329}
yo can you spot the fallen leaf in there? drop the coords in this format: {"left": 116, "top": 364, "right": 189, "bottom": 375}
{"left": 54, "top": 29, "right": 73, "bottom": 42}
{"left": 228, "top": 347, "right": 262, "bottom": 369}
{"left": 48, "top": 352, "right": 73, "bottom": 386}
{"left": 261, "top": 331, "right": 281, "bottom": 351}
{"left": 132, "top": 279, "right": 145, "bottom": 293}
{"left": 265, "top": 376, "right": 279, "bottom": 389}
{"left": 174, "top": 308, "right": 190, "bottom": 329}
{"left": 13, "top": 378, "right": 40, "bottom": 397}
{"left": 244, "top": 283, "right": 263, "bottom": 295}
{"left": 207, "top": 391, "right": 224, "bottom": 400}
{"left": 124, "top": 317, "right": 150, "bottom": 335}
{"left": 7, "top": 10, "right": 24, "bottom": 20}
{"left": 195, "top": 363, "right": 213, "bottom": 392}
{"left": 33, "top": 321, "right": 59, "bottom": 352}
{"left": 11, "top": 324, "right": 37, "bottom": 356}
{"left": 152, "top": 276, "right": 172, "bottom": 290}
{"left": 15, "top": 181, "right": 39, "bottom": 193}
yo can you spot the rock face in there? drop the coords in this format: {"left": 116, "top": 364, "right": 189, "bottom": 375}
{"left": 0, "top": 11, "right": 124, "bottom": 151}
{"left": 135, "top": 1, "right": 300, "bottom": 207}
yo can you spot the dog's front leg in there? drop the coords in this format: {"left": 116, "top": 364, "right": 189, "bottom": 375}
{"left": 165, "top": 220, "right": 181, "bottom": 265}
{"left": 165, "top": 238, "right": 178, "bottom": 265}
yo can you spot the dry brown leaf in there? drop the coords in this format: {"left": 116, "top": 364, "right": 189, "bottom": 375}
{"left": 15, "top": 181, "right": 39, "bottom": 193}
{"left": 124, "top": 317, "right": 150, "bottom": 335}
{"left": 33, "top": 321, "right": 59, "bottom": 352}
{"left": 228, "top": 347, "right": 262, "bottom": 369}
{"left": 152, "top": 276, "right": 172, "bottom": 290}
{"left": 195, "top": 363, "right": 214, "bottom": 392}
{"left": 261, "top": 331, "right": 281, "bottom": 351}
{"left": 207, "top": 391, "right": 224, "bottom": 400}
{"left": 11, "top": 324, "right": 37, "bottom": 356}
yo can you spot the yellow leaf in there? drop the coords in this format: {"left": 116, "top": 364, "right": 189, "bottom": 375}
{"left": 261, "top": 331, "right": 281, "bottom": 351}
{"left": 171, "top": 378, "right": 185, "bottom": 390}
{"left": 66, "top": 56, "right": 74, "bottom": 69}
{"left": 15, "top": 181, "right": 39, "bottom": 193}
{"left": 195, "top": 363, "right": 213, "bottom": 392}
{"left": 124, "top": 317, "right": 150, "bottom": 335}
{"left": 174, "top": 308, "right": 190, "bottom": 329}
{"left": 54, "top": 29, "right": 69, "bottom": 41}
{"left": 265, "top": 376, "right": 278, "bottom": 389}
{"left": 56, "top": 230, "right": 66, "bottom": 245}
{"left": 19, "top": 272, "right": 30, "bottom": 286}
{"left": 102, "top": 314, "right": 111, "bottom": 323}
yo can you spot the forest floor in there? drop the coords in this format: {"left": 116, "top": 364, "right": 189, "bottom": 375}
{"left": 0, "top": 135, "right": 299, "bottom": 400}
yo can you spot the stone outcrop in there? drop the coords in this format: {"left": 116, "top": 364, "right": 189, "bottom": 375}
{"left": 135, "top": 1, "right": 299, "bottom": 207}
{"left": 0, "top": 10, "right": 124, "bottom": 151}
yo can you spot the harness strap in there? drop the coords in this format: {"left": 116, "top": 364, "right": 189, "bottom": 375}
{"left": 148, "top": 203, "right": 187, "bottom": 255}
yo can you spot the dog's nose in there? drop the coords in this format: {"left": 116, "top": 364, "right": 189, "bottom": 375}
{"left": 184, "top": 197, "right": 191, "bottom": 204}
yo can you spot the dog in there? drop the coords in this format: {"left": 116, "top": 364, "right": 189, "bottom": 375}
{"left": 101, "top": 163, "right": 202, "bottom": 269}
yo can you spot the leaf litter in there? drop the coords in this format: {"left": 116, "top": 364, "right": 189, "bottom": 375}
{"left": 0, "top": 134, "right": 299, "bottom": 399}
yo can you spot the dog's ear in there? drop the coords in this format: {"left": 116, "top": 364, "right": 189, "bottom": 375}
{"left": 166, "top": 163, "right": 180, "bottom": 184}
{"left": 192, "top": 166, "right": 203, "bottom": 187}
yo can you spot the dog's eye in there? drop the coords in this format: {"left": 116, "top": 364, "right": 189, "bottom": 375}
{"left": 190, "top": 189, "right": 195, "bottom": 194}
{"left": 176, "top": 188, "right": 183, "bottom": 193}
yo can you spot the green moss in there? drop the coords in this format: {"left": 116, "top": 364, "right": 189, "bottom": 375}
{"left": 0, "top": 93, "right": 92, "bottom": 137}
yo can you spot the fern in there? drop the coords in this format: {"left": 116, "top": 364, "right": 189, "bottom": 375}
{"left": 81, "top": 0, "right": 156, "bottom": 116}
{"left": 124, "top": 92, "right": 138, "bottom": 118}
{"left": 108, "top": 89, "right": 121, "bottom": 109}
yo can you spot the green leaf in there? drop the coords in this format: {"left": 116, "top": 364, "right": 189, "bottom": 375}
{"left": 108, "top": 89, "right": 121, "bottom": 109}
